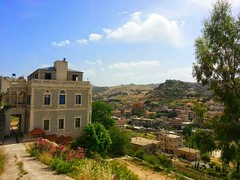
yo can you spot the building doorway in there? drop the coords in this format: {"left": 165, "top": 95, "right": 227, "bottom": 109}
{"left": 10, "top": 114, "right": 21, "bottom": 135}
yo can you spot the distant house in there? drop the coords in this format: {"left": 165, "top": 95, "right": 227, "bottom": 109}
{"left": 131, "top": 137, "right": 161, "bottom": 154}
{"left": 157, "top": 132, "right": 183, "bottom": 154}
{"left": 116, "top": 118, "right": 127, "bottom": 129}
{"left": 123, "top": 109, "right": 131, "bottom": 117}
{"left": 0, "top": 59, "right": 92, "bottom": 139}
{"left": 176, "top": 147, "right": 200, "bottom": 161}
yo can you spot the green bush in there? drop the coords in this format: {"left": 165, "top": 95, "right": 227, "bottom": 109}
{"left": 133, "top": 149, "right": 145, "bottom": 159}
{"left": 50, "top": 158, "right": 71, "bottom": 174}
{"left": 110, "top": 161, "right": 138, "bottom": 180}
{"left": 143, "top": 154, "right": 158, "bottom": 166}
{"left": 200, "top": 153, "right": 210, "bottom": 163}
{"left": 157, "top": 154, "right": 173, "bottom": 169}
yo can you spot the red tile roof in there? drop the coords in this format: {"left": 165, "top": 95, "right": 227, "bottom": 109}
{"left": 30, "top": 128, "right": 45, "bottom": 136}
{"left": 57, "top": 135, "right": 73, "bottom": 145}
{"left": 44, "top": 134, "right": 58, "bottom": 142}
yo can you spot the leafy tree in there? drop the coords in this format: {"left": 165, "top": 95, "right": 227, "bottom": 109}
{"left": 92, "top": 101, "right": 115, "bottom": 129}
{"left": 72, "top": 123, "right": 112, "bottom": 157}
{"left": 108, "top": 126, "right": 131, "bottom": 156}
{"left": 189, "top": 129, "right": 215, "bottom": 154}
{"left": 193, "top": 0, "right": 240, "bottom": 172}
{"left": 182, "top": 125, "right": 193, "bottom": 140}
{"left": 191, "top": 101, "right": 208, "bottom": 127}
{"left": 132, "top": 108, "right": 144, "bottom": 117}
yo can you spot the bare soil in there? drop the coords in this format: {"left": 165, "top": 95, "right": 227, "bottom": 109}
{"left": 119, "top": 158, "right": 174, "bottom": 180}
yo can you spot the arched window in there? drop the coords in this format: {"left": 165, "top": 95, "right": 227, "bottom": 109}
{"left": 44, "top": 90, "right": 51, "bottom": 105}
{"left": 18, "top": 91, "right": 26, "bottom": 104}
{"left": 59, "top": 90, "right": 66, "bottom": 105}
{"left": 11, "top": 91, "right": 17, "bottom": 105}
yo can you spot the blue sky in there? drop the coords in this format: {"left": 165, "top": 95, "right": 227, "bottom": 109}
{"left": 1, "top": 0, "right": 240, "bottom": 86}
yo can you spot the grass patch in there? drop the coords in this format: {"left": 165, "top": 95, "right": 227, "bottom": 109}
{"left": 0, "top": 148, "right": 6, "bottom": 174}
{"left": 16, "top": 160, "right": 28, "bottom": 179}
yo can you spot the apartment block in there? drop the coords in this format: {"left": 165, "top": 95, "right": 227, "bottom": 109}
{"left": 157, "top": 132, "right": 183, "bottom": 154}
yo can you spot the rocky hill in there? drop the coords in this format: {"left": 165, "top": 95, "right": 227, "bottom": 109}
{"left": 144, "top": 80, "right": 211, "bottom": 102}
{"left": 92, "top": 80, "right": 211, "bottom": 103}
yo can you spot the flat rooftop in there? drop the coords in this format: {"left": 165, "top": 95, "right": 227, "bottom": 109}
{"left": 131, "top": 137, "right": 160, "bottom": 146}
{"left": 177, "top": 147, "right": 199, "bottom": 154}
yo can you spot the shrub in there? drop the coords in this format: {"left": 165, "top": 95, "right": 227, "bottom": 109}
{"left": 133, "top": 149, "right": 145, "bottom": 159}
{"left": 50, "top": 158, "right": 71, "bottom": 174}
{"left": 38, "top": 152, "right": 52, "bottom": 165}
{"left": 200, "top": 153, "right": 210, "bottom": 163}
{"left": 157, "top": 154, "right": 173, "bottom": 169}
{"left": 108, "top": 126, "right": 131, "bottom": 156}
{"left": 143, "top": 154, "right": 158, "bottom": 166}
{"left": 110, "top": 160, "right": 138, "bottom": 180}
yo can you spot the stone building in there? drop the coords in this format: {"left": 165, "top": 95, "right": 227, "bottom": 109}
{"left": 131, "top": 137, "right": 161, "bottom": 154}
{"left": 0, "top": 59, "right": 92, "bottom": 138}
{"left": 157, "top": 131, "right": 183, "bottom": 154}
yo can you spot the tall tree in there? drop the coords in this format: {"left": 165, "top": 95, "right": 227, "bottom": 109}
{"left": 92, "top": 101, "right": 115, "bottom": 129}
{"left": 193, "top": 0, "right": 240, "bottom": 174}
{"left": 108, "top": 125, "right": 131, "bottom": 156}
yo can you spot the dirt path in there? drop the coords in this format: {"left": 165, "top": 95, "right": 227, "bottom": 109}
{"left": 0, "top": 142, "right": 72, "bottom": 180}
{"left": 120, "top": 159, "right": 174, "bottom": 180}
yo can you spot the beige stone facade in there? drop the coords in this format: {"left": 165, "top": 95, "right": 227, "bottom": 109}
{"left": 157, "top": 132, "right": 183, "bottom": 154}
{"left": 176, "top": 147, "right": 200, "bottom": 161}
{"left": 1, "top": 59, "right": 92, "bottom": 138}
{"left": 131, "top": 137, "right": 161, "bottom": 154}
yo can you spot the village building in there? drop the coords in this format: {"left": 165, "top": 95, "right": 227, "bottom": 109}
{"left": 131, "top": 137, "right": 161, "bottom": 154}
{"left": 157, "top": 131, "right": 183, "bottom": 154}
{"left": 0, "top": 59, "right": 92, "bottom": 139}
{"left": 176, "top": 147, "right": 200, "bottom": 161}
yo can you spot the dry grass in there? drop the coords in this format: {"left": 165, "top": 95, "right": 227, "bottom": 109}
{"left": 72, "top": 159, "right": 113, "bottom": 180}
{"left": 38, "top": 152, "right": 52, "bottom": 166}
{"left": 0, "top": 148, "right": 6, "bottom": 174}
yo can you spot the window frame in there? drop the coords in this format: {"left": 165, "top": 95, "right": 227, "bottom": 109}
{"left": 75, "top": 94, "right": 82, "bottom": 105}
{"left": 45, "top": 73, "right": 52, "bottom": 80}
{"left": 43, "top": 90, "right": 51, "bottom": 106}
{"left": 42, "top": 117, "right": 51, "bottom": 132}
{"left": 59, "top": 90, "right": 66, "bottom": 106}
{"left": 58, "top": 117, "right": 65, "bottom": 131}
{"left": 74, "top": 117, "right": 81, "bottom": 129}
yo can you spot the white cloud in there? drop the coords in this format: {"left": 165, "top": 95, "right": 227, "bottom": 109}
{"left": 108, "top": 60, "right": 160, "bottom": 70}
{"left": 88, "top": 33, "right": 103, "bottom": 41}
{"left": 103, "top": 12, "right": 184, "bottom": 46}
{"left": 77, "top": 59, "right": 194, "bottom": 86}
{"left": 75, "top": 39, "right": 88, "bottom": 44}
{"left": 86, "top": 60, "right": 102, "bottom": 65}
{"left": 162, "top": 67, "right": 193, "bottom": 81}
{"left": 51, "top": 40, "right": 70, "bottom": 47}
{"left": 85, "top": 68, "right": 95, "bottom": 76}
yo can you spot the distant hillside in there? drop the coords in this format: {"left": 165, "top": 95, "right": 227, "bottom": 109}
{"left": 92, "top": 83, "right": 159, "bottom": 102}
{"left": 92, "top": 80, "right": 211, "bottom": 103}
{"left": 145, "top": 80, "right": 211, "bottom": 102}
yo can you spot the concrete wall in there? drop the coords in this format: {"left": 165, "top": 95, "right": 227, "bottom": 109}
{"left": 32, "top": 110, "right": 87, "bottom": 138}
{"left": 32, "top": 88, "right": 89, "bottom": 110}
{"left": 54, "top": 60, "right": 68, "bottom": 81}
{"left": 0, "top": 77, "right": 11, "bottom": 93}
